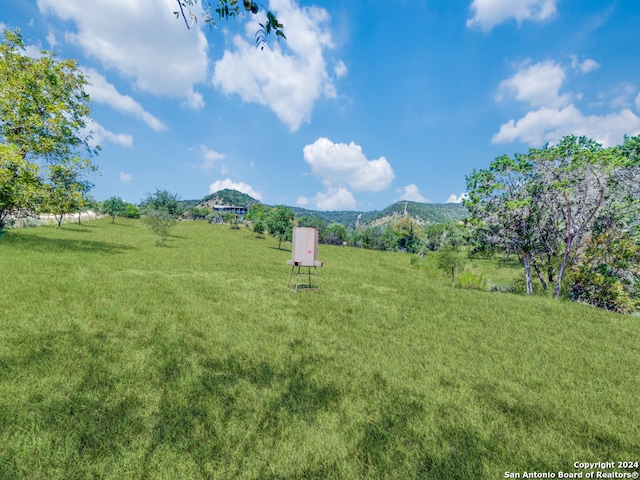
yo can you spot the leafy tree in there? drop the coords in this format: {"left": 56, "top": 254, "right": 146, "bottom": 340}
{"left": 186, "top": 206, "right": 209, "bottom": 220}
{"left": 436, "top": 247, "right": 466, "bottom": 288}
{"left": 76, "top": 194, "right": 99, "bottom": 224}
{"left": 322, "top": 223, "right": 347, "bottom": 246}
{"left": 465, "top": 153, "right": 550, "bottom": 294}
{"left": 141, "top": 189, "right": 183, "bottom": 217}
{"left": 378, "top": 228, "right": 399, "bottom": 251}
{"left": 43, "top": 162, "right": 94, "bottom": 228}
{"left": 122, "top": 203, "right": 141, "bottom": 219}
{"left": 246, "top": 203, "right": 271, "bottom": 222}
{"left": 392, "top": 216, "right": 424, "bottom": 253}
{"left": 140, "top": 189, "right": 182, "bottom": 245}
{"left": 0, "top": 144, "right": 40, "bottom": 231}
{"left": 570, "top": 230, "right": 640, "bottom": 313}
{"left": 266, "top": 205, "right": 294, "bottom": 249}
{"left": 102, "top": 196, "right": 127, "bottom": 223}
{"left": 174, "top": 0, "right": 285, "bottom": 49}
{"left": 0, "top": 29, "right": 98, "bottom": 227}
{"left": 0, "top": 29, "right": 98, "bottom": 164}
{"left": 531, "top": 136, "right": 618, "bottom": 298}
{"left": 252, "top": 219, "right": 266, "bottom": 238}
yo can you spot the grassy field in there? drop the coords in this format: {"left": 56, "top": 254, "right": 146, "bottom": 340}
{"left": 1, "top": 218, "right": 638, "bottom": 479}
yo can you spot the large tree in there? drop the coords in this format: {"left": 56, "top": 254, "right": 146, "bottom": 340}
{"left": 466, "top": 135, "right": 631, "bottom": 300}
{"left": 0, "top": 29, "right": 98, "bottom": 227}
{"left": 465, "top": 153, "right": 551, "bottom": 295}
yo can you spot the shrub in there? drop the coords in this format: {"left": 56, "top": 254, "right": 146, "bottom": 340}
{"left": 122, "top": 203, "right": 140, "bottom": 218}
{"left": 456, "top": 271, "right": 487, "bottom": 290}
{"left": 143, "top": 210, "right": 177, "bottom": 246}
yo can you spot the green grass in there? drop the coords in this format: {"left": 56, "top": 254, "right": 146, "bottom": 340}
{"left": 1, "top": 218, "right": 639, "bottom": 479}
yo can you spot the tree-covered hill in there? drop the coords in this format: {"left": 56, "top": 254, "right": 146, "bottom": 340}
{"left": 181, "top": 189, "right": 262, "bottom": 210}
{"left": 182, "top": 190, "right": 468, "bottom": 228}
{"left": 292, "top": 201, "right": 468, "bottom": 229}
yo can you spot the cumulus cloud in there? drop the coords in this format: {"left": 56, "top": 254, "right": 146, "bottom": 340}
{"left": 83, "top": 68, "right": 167, "bottom": 131}
{"left": 493, "top": 60, "right": 640, "bottom": 147}
{"left": 446, "top": 193, "right": 468, "bottom": 204}
{"left": 208, "top": 179, "right": 262, "bottom": 200}
{"left": 84, "top": 119, "right": 133, "bottom": 148}
{"left": 397, "top": 184, "right": 427, "bottom": 203}
{"left": 312, "top": 187, "right": 356, "bottom": 211}
{"left": 296, "top": 196, "right": 310, "bottom": 207}
{"left": 496, "top": 60, "right": 570, "bottom": 108}
{"left": 119, "top": 172, "right": 133, "bottom": 183}
{"left": 213, "top": 0, "right": 342, "bottom": 131}
{"left": 493, "top": 105, "right": 640, "bottom": 147}
{"left": 303, "top": 138, "right": 394, "bottom": 192}
{"left": 635, "top": 93, "right": 640, "bottom": 111}
{"left": 37, "top": 0, "right": 208, "bottom": 107}
{"left": 570, "top": 56, "right": 599, "bottom": 74}
{"left": 467, "top": 0, "right": 557, "bottom": 31}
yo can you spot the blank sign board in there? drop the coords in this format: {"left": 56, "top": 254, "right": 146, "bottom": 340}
{"left": 289, "top": 227, "right": 323, "bottom": 267}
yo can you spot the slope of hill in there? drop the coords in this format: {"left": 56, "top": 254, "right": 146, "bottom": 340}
{"left": 181, "top": 189, "right": 261, "bottom": 210}
{"left": 1, "top": 219, "right": 636, "bottom": 478}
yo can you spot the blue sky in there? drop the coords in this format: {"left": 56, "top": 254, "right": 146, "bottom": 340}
{"left": 2, "top": 0, "right": 640, "bottom": 210}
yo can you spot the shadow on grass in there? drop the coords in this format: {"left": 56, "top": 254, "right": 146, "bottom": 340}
{"left": 0, "top": 326, "right": 147, "bottom": 477}
{"left": 2, "top": 233, "right": 136, "bottom": 255}
{"left": 139, "top": 337, "right": 340, "bottom": 478}
{"left": 269, "top": 246, "right": 292, "bottom": 252}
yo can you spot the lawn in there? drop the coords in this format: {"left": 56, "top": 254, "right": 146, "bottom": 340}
{"left": 1, "top": 218, "right": 638, "bottom": 479}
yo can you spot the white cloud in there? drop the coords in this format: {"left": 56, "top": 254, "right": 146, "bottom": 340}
{"left": 84, "top": 119, "right": 133, "bottom": 148}
{"left": 334, "top": 60, "right": 347, "bottom": 78}
{"left": 119, "top": 172, "right": 133, "bottom": 183}
{"left": 296, "top": 196, "right": 310, "bottom": 207}
{"left": 212, "top": 0, "right": 338, "bottom": 131}
{"left": 303, "top": 138, "right": 394, "bottom": 191}
{"left": 636, "top": 93, "right": 640, "bottom": 111}
{"left": 313, "top": 187, "right": 356, "bottom": 211}
{"left": 493, "top": 60, "right": 640, "bottom": 147}
{"left": 208, "top": 179, "right": 263, "bottom": 200}
{"left": 397, "top": 184, "right": 427, "bottom": 203}
{"left": 467, "top": 0, "right": 558, "bottom": 31}
{"left": 46, "top": 29, "right": 58, "bottom": 49}
{"left": 446, "top": 193, "right": 468, "bottom": 204}
{"left": 493, "top": 105, "right": 640, "bottom": 147}
{"left": 37, "top": 0, "right": 208, "bottom": 106}
{"left": 580, "top": 58, "right": 599, "bottom": 74}
{"left": 496, "top": 60, "right": 569, "bottom": 108}
{"left": 570, "top": 55, "right": 600, "bottom": 74}
{"left": 181, "top": 90, "right": 205, "bottom": 111}
{"left": 196, "top": 145, "right": 225, "bottom": 170}
{"left": 83, "top": 68, "right": 167, "bottom": 131}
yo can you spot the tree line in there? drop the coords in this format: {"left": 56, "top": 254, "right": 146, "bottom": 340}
{"left": 465, "top": 135, "right": 640, "bottom": 313}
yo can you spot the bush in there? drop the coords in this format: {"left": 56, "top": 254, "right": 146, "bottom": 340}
{"left": 122, "top": 204, "right": 140, "bottom": 218}
{"left": 143, "top": 210, "right": 177, "bottom": 246}
{"left": 456, "top": 271, "right": 487, "bottom": 290}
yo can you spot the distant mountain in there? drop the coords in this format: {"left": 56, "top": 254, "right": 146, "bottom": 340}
{"left": 293, "top": 201, "right": 468, "bottom": 228}
{"left": 185, "top": 190, "right": 468, "bottom": 227}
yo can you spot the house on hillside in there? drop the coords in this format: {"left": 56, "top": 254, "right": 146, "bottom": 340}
{"left": 212, "top": 205, "right": 247, "bottom": 216}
